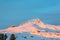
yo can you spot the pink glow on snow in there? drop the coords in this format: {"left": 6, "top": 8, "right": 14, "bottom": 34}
{"left": 0, "top": 18, "right": 60, "bottom": 38}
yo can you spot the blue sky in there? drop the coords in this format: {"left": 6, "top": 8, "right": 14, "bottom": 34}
{"left": 0, "top": 0, "right": 60, "bottom": 29}
{"left": 0, "top": 0, "right": 60, "bottom": 40}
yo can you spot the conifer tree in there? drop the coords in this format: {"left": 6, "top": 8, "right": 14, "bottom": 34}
{"left": 4, "top": 34, "right": 7, "bottom": 40}
{"left": 0, "top": 34, "right": 4, "bottom": 40}
{"left": 10, "top": 34, "right": 16, "bottom": 40}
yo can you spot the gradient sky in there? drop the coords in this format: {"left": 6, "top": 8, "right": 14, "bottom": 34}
{"left": 0, "top": 0, "right": 60, "bottom": 40}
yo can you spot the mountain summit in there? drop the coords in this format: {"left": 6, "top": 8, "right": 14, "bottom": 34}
{"left": 0, "top": 18, "right": 60, "bottom": 38}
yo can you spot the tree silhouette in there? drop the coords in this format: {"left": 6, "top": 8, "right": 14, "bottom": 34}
{"left": 0, "top": 34, "right": 5, "bottom": 40}
{"left": 4, "top": 34, "right": 7, "bottom": 40}
{"left": 10, "top": 34, "right": 16, "bottom": 40}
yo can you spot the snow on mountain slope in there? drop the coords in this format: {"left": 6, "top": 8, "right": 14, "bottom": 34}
{"left": 0, "top": 18, "right": 60, "bottom": 38}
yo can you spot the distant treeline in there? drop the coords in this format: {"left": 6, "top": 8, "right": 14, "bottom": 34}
{"left": 0, "top": 33, "right": 60, "bottom": 40}
{"left": 0, "top": 34, "right": 16, "bottom": 40}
